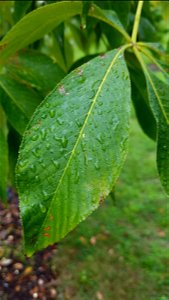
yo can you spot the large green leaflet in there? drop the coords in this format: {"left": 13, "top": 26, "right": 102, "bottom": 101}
{"left": 0, "top": 1, "right": 82, "bottom": 63}
{"left": 16, "top": 48, "right": 131, "bottom": 256}
{"left": 0, "top": 106, "right": 8, "bottom": 203}
{"left": 137, "top": 51, "right": 169, "bottom": 194}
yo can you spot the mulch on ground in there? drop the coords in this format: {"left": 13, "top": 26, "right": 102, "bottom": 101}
{"left": 0, "top": 189, "right": 58, "bottom": 300}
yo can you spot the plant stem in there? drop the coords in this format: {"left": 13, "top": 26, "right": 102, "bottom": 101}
{"left": 131, "top": 1, "right": 144, "bottom": 43}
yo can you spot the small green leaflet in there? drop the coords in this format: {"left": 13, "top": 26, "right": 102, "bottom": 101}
{"left": 16, "top": 47, "right": 131, "bottom": 256}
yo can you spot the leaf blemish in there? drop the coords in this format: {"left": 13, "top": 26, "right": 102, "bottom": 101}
{"left": 43, "top": 233, "right": 50, "bottom": 237}
{"left": 58, "top": 85, "right": 66, "bottom": 94}
{"left": 50, "top": 214, "right": 54, "bottom": 221}
{"left": 76, "top": 68, "right": 83, "bottom": 76}
{"left": 99, "top": 53, "right": 106, "bottom": 59}
{"left": 99, "top": 195, "right": 105, "bottom": 205}
{"left": 44, "top": 226, "right": 51, "bottom": 231}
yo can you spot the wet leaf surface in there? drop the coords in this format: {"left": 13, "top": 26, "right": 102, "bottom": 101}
{"left": 16, "top": 47, "right": 131, "bottom": 255}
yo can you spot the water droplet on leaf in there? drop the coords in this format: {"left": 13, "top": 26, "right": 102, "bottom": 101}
{"left": 52, "top": 160, "right": 60, "bottom": 169}
{"left": 57, "top": 117, "right": 63, "bottom": 125}
{"left": 61, "top": 136, "right": 68, "bottom": 148}
{"left": 40, "top": 203, "right": 46, "bottom": 213}
{"left": 49, "top": 109, "right": 55, "bottom": 118}
{"left": 95, "top": 160, "right": 100, "bottom": 170}
{"left": 31, "top": 134, "right": 38, "bottom": 141}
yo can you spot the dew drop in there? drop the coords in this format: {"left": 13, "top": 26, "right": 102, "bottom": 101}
{"left": 41, "top": 114, "right": 47, "bottom": 119}
{"left": 88, "top": 90, "right": 95, "bottom": 99}
{"left": 32, "top": 148, "right": 40, "bottom": 158}
{"left": 94, "top": 160, "right": 100, "bottom": 170}
{"left": 75, "top": 171, "right": 80, "bottom": 183}
{"left": 42, "top": 190, "right": 48, "bottom": 199}
{"left": 78, "top": 75, "right": 86, "bottom": 83}
{"left": 76, "top": 119, "right": 83, "bottom": 127}
{"left": 19, "top": 159, "right": 28, "bottom": 168}
{"left": 40, "top": 128, "right": 47, "bottom": 141}
{"left": 96, "top": 133, "right": 103, "bottom": 144}
{"left": 98, "top": 109, "right": 102, "bottom": 115}
{"left": 61, "top": 136, "right": 68, "bottom": 148}
{"left": 35, "top": 175, "right": 39, "bottom": 181}
{"left": 59, "top": 148, "right": 65, "bottom": 154}
{"left": 45, "top": 102, "right": 50, "bottom": 108}
{"left": 30, "top": 164, "right": 36, "bottom": 172}
{"left": 52, "top": 159, "right": 60, "bottom": 169}
{"left": 31, "top": 134, "right": 38, "bottom": 141}
{"left": 49, "top": 109, "right": 55, "bottom": 118}
{"left": 57, "top": 117, "right": 63, "bottom": 125}
{"left": 40, "top": 203, "right": 46, "bottom": 213}
{"left": 81, "top": 140, "right": 86, "bottom": 151}
{"left": 98, "top": 100, "right": 103, "bottom": 106}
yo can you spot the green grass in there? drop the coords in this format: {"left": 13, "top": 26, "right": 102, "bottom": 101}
{"left": 52, "top": 116, "right": 169, "bottom": 300}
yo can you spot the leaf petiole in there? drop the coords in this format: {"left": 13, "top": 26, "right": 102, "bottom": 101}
{"left": 131, "top": 1, "right": 144, "bottom": 43}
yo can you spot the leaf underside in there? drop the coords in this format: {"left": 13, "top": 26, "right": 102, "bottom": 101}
{"left": 16, "top": 48, "right": 131, "bottom": 256}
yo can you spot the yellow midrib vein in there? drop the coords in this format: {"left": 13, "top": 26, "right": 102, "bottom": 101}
{"left": 34, "top": 45, "right": 129, "bottom": 251}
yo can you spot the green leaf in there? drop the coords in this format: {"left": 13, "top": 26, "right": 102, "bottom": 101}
{"left": 0, "top": 105, "right": 8, "bottom": 203}
{"left": 0, "top": 1, "right": 82, "bottom": 64}
{"left": 94, "top": 1, "right": 131, "bottom": 26}
{"left": 88, "top": 4, "right": 131, "bottom": 42}
{"left": 16, "top": 47, "right": 131, "bottom": 256}
{"left": 0, "top": 87, "right": 28, "bottom": 136}
{"left": 6, "top": 50, "right": 65, "bottom": 97}
{"left": 13, "top": 1, "right": 32, "bottom": 23}
{"left": 0, "top": 75, "right": 41, "bottom": 135}
{"left": 126, "top": 52, "right": 156, "bottom": 140}
{"left": 136, "top": 50, "right": 169, "bottom": 194}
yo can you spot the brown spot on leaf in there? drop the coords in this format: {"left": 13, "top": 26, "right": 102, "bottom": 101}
{"left": 0, "top": 43, "right": 7, "bottom": 51}
{"left": 44, "top": 226, "right": 51, "bottom": 231}
{"left": 43, "top": 233, "right": 50, "bottom": 238}
{"left": 99, "top": 195, "right": 105, "bottom": 205}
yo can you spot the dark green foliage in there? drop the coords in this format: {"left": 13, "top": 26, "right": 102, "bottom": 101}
{"left": 0, "top": 0, "right": 168, "bottom": 255}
